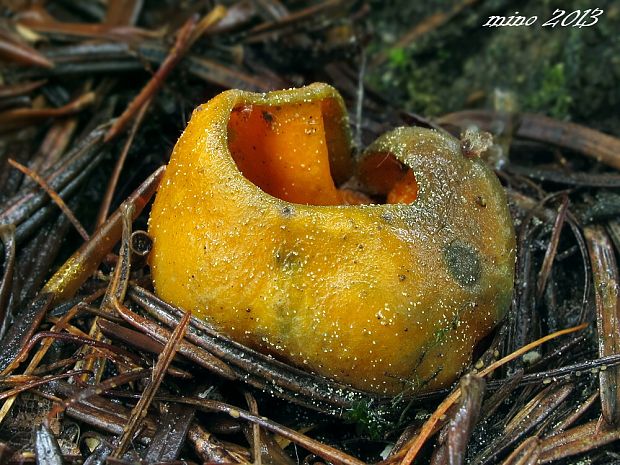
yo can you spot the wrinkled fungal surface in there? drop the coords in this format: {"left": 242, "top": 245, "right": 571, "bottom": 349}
{"left": 148, "top": 83, "right": 516, "bottom": 395}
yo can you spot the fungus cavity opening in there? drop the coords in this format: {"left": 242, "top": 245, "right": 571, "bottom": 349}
{"left": 358, "top": 151, "right": 418, "bottom": 204}
{"left": 227, "top": 99, "right": 417, "bottom": 206}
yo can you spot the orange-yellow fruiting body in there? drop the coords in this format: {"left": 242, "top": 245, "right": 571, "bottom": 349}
{"left": 148, "top": 83, "right": 515, "bottom": 395}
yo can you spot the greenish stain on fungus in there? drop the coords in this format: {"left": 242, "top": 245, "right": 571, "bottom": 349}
{"left": 444, "top": 241, "right": 482, "bottom": 287}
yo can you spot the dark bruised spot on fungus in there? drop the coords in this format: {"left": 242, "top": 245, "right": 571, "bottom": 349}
{"left": 444, "top": 241, "right": 482, "bottom": 287}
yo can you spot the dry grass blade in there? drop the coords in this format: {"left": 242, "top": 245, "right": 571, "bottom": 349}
{"left": 113, "top": 296, "right": 237, "bottom": 381}
{"left": 244, "top": 391, "right": 263, "bottom": 465}
{"left": 247, "top": 0, "right": 347, "bottom": 39}
{"left": 7, "top": 158, "right": 89, "bottom": 241}
{"left": 500, "top": 437, "right": 541, "bottom": 465}
{"left": 16, "top": 9, "right": 161, "bottom": 42}
{"left": 47, "top": 368, "right": 151, "bottom": 422}
{"left": 243, "top": 416, "right": 296, "bottom": 465}
{"left": 0, "top": 293, "right": 53, "bottom": 374}
{"left": 189, "top": 5, "right": 228, "bottom": 44}
{"left": 538, "top": 419, "right": 620, "bottom": 463}
{"left": 0, "top": 79, "right": 47, "bottom": 98}
{"left": 0, "top": 91, "right": 95, "bottom": 132}
{"left": 47, "top": 380, "right": 156, "bottom": 438}
{"left": 97, "top": 319, "right": 169, "bottom": 356}
{"left": 95, "top": 98, "right": 151, "bottom": 227}
{"left": 0, "top": 370, "right": 89, "bottom": 401}
{"left": 472, "top": 383, "right": 574, "bottom": 465}
{"left": 35, "top": 118, "right": 79, "bottom": 172}
{"left": 181, "top": 53, "right": 271, "bottom": 91}
{"left": 112, "top": 311, "right": 191, "bottom": 457}
{"left": 22, "top": 292, "right": 105, "bottom": 374}
{"left": 9, "top": 330, "right": 141, "bottom": 369}
{"left": 552, "top": 391, "right": 599, "bottom": 433}
{"left": 584, "top": 225, "right": 620, "bottom": 425}
{"left": 0, "top": 224, "right": 16, "bottom": 329}
{"left": 0, "top": 283, "right": 102, "bottom": 429}
{"left": 517, "top": 114, "right": 620, "bottom": 171}
{"left": 536, "top": 195, "right": 569, "bottom": 302}
{"left": 102, "top": 204, "right": 134, "bottom": 311}
{"left": 0, "top": 30, "right": 53, "bottom": 68}
{"left": 74, "top": 202, "right": 136, "bottom": 384}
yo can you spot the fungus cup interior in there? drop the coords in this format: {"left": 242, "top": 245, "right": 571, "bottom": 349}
{"left": 227, "top": 98, "right": 418, "bottom": 206}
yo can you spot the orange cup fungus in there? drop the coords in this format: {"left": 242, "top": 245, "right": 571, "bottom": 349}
{"left": 148, "top": 83, "right": 515, "bottom": 396}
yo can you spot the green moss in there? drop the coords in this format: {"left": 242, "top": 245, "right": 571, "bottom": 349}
{"left": 344, "top": 400, "right": 396, "bottom": 439}
{"left": 525, "top": 63, "right": 572, "bottom": 118}
{"left": 387, "top": 47, "right": 408, "bottom": 68}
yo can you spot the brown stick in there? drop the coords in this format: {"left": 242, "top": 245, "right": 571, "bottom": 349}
{"left": 104, "top": 16, "right": 198, "bottom": 142}
{"left": 96, "top": 99, "right": 151, "bottom": 227}
{"left": 0, "top": 92, "right": 95, "bottom": 131}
